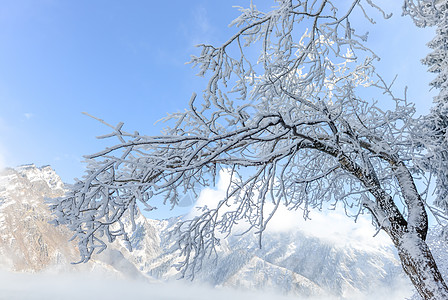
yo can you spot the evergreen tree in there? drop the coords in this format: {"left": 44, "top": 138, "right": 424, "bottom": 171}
{"left": 424, "top": 1, "right": 448, "bottom": 214}
{"left": 406, "top": 0, "right": 448, "bottom": 218}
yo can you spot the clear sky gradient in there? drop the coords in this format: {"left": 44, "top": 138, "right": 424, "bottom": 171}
{"left": 0, "top": 0, "right": 244, "bottom": 180}
{"left": 0, "top": 0, "right": 436, "bottom": 216}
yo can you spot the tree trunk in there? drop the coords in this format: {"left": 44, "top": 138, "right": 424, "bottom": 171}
{"left": 395, "top": 232, "right": 448, "bottom": 299}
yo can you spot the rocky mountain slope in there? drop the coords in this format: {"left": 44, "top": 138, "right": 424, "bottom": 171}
{"left": 0, "top": 165, "right": 158, "bottom": 280}
{"left": 0, "top": 164, "right": 412, "bottom": 298}
{"left": 143, "top": 218, "right": 406, "bottom": 298}
{"left": 0, "top": 164, "right": 76, "bottom": 272}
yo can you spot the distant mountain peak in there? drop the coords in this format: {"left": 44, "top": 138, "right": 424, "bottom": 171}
{"left": 7, "top": 164, "right": 65, "bottom": 193}
{"left": 0, "top": 164, "right": 157, "bottom": 280}
{"left": 0, "top": 164, "right": 415, "bottom": 298}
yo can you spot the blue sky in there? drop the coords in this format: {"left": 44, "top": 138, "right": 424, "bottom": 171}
{"left": 0, "top": 1, "right": 243, "bottom": 180}
{"left": 0, "top": 1, "right": 436, "bottom": 218}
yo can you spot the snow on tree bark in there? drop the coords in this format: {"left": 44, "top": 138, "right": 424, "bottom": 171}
{"left": 49, "top": 1, "right": 448, "bottom": 299}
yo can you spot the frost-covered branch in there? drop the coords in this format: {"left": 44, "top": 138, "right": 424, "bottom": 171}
{"left": 49, "top": 1, "right": 448, "bottom": 298}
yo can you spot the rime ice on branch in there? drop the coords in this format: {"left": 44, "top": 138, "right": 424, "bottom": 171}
{"left": 49, "top": 1, "right": 448, "bottom": 299}
{"left": 405, "top": 1, "right": 448, "bottom": 225}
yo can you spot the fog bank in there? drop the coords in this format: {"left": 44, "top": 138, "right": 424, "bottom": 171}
{"left": 1, "top": 271, "right": 412, "bottom": 300}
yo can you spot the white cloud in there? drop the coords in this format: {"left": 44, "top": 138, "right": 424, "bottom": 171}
{"left": 24, "top": 112, "right": 33, "bottom": 119}
{"left": 0, "top": 117, "right": 8, "bottom": 171}
{"left": 0, "top": 144, "right": 6, "bottom": 171}
{"left": 189, "top": 169, "right": 393, "bottom": 251}
{"left": 0, "top": 117, "right": 7, "bottom": 131}
{"left": 181, "top": 4, "right": 216, "bottom": 47}
{"left": 187, "top": 168, "right": 236, "bottom": 219}
{"left": 194, "top": 5, "right": 212, "bottom": 35}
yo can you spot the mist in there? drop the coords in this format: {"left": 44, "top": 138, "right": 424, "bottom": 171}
{"left": 1, "top": 270, "right": 413, "bottom": 300}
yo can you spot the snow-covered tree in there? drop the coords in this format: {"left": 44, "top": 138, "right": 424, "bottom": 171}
{"left": 49, "top": 1, "right": 448, "bottom": 298}
{"left": 404, "top": 1, "right": 448, "bottom": 225}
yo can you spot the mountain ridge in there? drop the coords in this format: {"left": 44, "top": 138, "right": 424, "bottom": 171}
{"left": 0, "top": 164, "right": 413, "bottom": 298}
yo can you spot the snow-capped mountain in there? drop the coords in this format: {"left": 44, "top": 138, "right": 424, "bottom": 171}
{"left": 0, "top": 164, "right": 411, "bottom": 298}
{"left": 0, "top": 164, "right": 73, "bottom": 271}
{"left": 143, "top": 217, "right": 407, "bottom": 298}
{"left": 0, "top": 164, "right": 158, "bottom": 280}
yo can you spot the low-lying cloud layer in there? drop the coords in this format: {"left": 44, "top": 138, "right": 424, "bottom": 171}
{"left": 0, "top": 270, "right": 412, "bottom": 300}
{"left": 0, "top": 271, "right": 306, "bottom": 300}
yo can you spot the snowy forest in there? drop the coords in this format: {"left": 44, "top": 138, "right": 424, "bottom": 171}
{"left": 2, "top": 0, "right": 446, "bottom": 299}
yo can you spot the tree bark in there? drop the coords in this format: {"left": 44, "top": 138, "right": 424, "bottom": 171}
{"left": 394, "top": 232, "right": 448, "bottom": 299}
{"left": 355, "top": 154, "right": 448, "bottom": 299}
